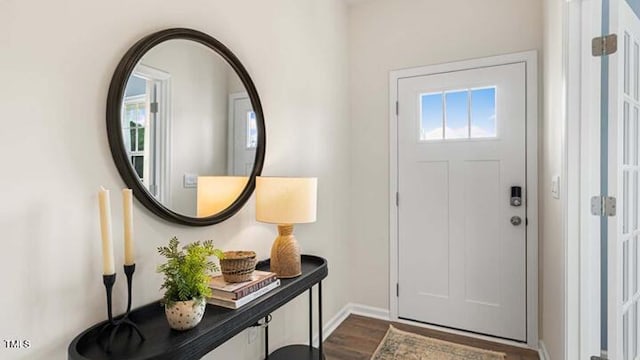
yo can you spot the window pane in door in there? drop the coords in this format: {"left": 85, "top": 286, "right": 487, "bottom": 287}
{"left": 625, "top": 102, "right": 630, "bottom": 165}
{"left": 246, "top": 111, "right": 257, "bottom": 149}
{"left": 625, "top": 32, "right": 631, "bottom": 96}
{"left": 471, "top": 88, "right": 497, "bottom": 138}
{"left": 420, "top": 93, "right": 443, "bottom": 140}
{"left": 445, "top": 90, "right": 469, "bottom": 139}
{"left": 129, "top": 127, "right": 136, "bottom": 152}
{"left": 635, "top": 107, "right": 639, "bottom": 166}
{"left": 132, "top": 156, "right": 144, "bottom": 179}
{"left": 138, "top": 127, "right": 145, "bottom": 151}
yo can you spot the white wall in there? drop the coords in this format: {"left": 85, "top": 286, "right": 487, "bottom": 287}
{"left": 348, "top": 0, "right": 543, "bottom": 310}
{"left": 0, "top": 0, "right": 349, "bottom": 359}
{"left": 541, "top": 0, "right": 566, "bottom": 358}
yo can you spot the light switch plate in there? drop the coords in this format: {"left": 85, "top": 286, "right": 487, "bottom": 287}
{"left": 551, "top": 175, "right": 560, "bottom": 199}
{"left": 183, "top": 173, "right": 198, "bottom": 188}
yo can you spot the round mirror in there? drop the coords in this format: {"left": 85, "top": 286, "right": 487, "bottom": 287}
{"left": 107, "top": 28, "right": 265, "bottom": 226}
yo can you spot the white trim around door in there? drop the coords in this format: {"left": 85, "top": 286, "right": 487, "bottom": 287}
{"left": 389, "top": 50, "right": 539, "bottom": 349}
{"left": 565, "top": 0, "right": 603, "bottom": 358}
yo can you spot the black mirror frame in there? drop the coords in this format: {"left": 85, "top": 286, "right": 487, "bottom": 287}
{"left": 106, "top": 28, "right": 266, "bottom": 226}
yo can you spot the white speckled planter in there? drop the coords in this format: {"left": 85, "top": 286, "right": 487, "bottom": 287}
{"left": 165, "top": 299, "right": 206, "bottom": 331}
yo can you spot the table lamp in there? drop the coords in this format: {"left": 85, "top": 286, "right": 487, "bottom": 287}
{"left": 256, "top": 177, "right": 317, "bottom": 278}
{"left": 197, "top": 176, "right": 248, "bottom": 217}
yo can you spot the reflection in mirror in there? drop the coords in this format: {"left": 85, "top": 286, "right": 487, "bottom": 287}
{"left": 196, "top": 176, "right": 248, "bottom": 217}
{"left": 121, "top": 39, "right": 256, "bottom": 217}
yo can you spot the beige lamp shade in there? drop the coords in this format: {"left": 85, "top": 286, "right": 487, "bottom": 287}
{"left": 256, "top": 177, "right": 317, "bottom": 224}
{"left": 197, "top": 176, "right": 248, "bottom": 217}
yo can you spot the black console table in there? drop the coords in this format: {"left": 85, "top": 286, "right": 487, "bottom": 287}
{"left": 68, "top": 255, "right": 328, "bottom": 360}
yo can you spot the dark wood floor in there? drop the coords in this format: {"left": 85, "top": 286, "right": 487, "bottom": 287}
{"left": 323, "top": 315, "right": 539, "bottom": 360}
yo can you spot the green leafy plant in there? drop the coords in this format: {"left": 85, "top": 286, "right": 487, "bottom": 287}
{"left": 157, "top": 237, "right": 225, "bottom": 307}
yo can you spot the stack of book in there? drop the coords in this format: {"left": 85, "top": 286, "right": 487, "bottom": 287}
{"left": 207, "top": 270, "right": 280, "bottom": 309}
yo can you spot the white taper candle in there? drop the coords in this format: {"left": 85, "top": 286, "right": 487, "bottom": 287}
{"left": 98, "top": 187, "right": 115, "bottom": 275}
{"left": 123, "top": 188, "right": 134, "bottom": 265}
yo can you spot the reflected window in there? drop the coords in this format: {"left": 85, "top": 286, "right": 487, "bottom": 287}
{"left": 246, "top": 111, "right": 258, "bottom": 149}
{"left": 122, "top": 94, "right": 148, "bottom": 180}
{"left": 419, "top": 86, "right": 497, "bottom": 141}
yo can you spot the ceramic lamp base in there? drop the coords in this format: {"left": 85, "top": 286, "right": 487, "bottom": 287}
{"left": 270, "top": 224, "right": 302, "bottom": 278}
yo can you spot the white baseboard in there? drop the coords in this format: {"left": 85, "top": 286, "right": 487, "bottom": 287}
{"left": 538, "top": 340, "right": 550, "bottom": 360}
{"left": 350, "top": 303, "right": 391, "bottom": 321}
{"left": 312, "top": 303, "right": 353, "bottom": 347}
{"left": 312, "top": 302, "right": 390, "bottom": 346}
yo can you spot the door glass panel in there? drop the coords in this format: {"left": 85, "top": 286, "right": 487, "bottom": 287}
{"left": 624, "top": 171, "right": 630, "bottom": 234}
{"left": 637, "top": 236, "right": 640, "bottom": 293}
{"left": 635, "top": 107, "right": 639, "bottom": 165}
{"left": 625, "top": 102, "right": 630, "bottom": 165}
{"left": 635, "top": 172, "right": 639, "bottom": 231}
{"left": 635, "top": 173, "right": 639, "bottom": 230}
{"left": 635, "top": 237, "right": 639, "bottom": 295}
{"left": 129, "top": 128, "right": 136, "bottom": 152}
{"left": 634, "top": 42, "right": 639, "bottom": 101}
{"left": 471, "top": 87, "right": 497, "bottom": 138}
{"left": 445, "top": 90, "right": 468, "bottom": 139}
{"left": 625, "top": 33, "right": 631, "bottom": 96}
{"left": 137, "top": 127, "right": 145, "bottom": 151}
{"left": 132, "top": 156, "right": 144, "bottom": 180}
{"left": 624, "top": 310, "right": 629, "bottom": 360}
{"left": 625, "top": 240, "right": 630, "bottom": 302}
{"left": 420, "top": 88, "right": 497, "bottom": 141}
{"left": 420, "top": 92, "right": 444, "bottom": 140}
{"left": 630, "top": 302, "right": 638, "bottom": 359}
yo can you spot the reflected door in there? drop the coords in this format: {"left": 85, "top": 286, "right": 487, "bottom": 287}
{"left": 122, "top": 66, "right": 170, "bottom": 203}
{"left": 228, "top": 93, "right": 257, "bottom": 176}
{"left": 397, "top": 62, "right": 527, "bottom": 341}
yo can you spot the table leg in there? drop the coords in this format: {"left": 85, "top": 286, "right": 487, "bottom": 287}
{"left": 309, "top": 288, "right": 313, "bottom": 348}
{"left": 265, "top": 315, "right": 269, "bottom": 359}
{"left": 318, "top": 281, "right": 323, "bottom": 359}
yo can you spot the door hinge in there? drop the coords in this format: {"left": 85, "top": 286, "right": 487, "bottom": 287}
{"left": 150, "top": 102, "right": 159, "bottom": 114}
{"left": 395, "top": 101, "right": 399, "bottom": 116}
{"left": 396, "top": 192, "right": 399, "bottom": 206}
{"left": 396, "top": 283, "right": 399, "bottom": 297}
{"left": 591, "top": 196, "right": 617, "bottom": 216}
{"left": 592, "top": 34, "right": 618, "bottom": 56}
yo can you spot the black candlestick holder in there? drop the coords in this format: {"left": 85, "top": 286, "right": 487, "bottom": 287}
{"left": 98, "top": 264, "right": 145, "bottom": 353}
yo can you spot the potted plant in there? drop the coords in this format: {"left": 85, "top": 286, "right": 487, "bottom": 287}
{"left": 157, "top": 237, "right": 224, "bottom": 331}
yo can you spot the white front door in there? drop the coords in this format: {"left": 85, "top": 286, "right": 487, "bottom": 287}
{"left": 397, "top": 62, "right": 527, "bottom": 341}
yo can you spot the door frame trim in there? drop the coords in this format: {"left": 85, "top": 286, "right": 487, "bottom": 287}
{"left": 565, "top": 0, "right": 603, "bottom": 357}
{"left": 389, "top": 50, "right": 539, "bottom": 348}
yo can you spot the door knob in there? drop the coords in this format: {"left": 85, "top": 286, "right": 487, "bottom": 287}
{"left": 510, "top": 216, "right": 522, "bottom": 226}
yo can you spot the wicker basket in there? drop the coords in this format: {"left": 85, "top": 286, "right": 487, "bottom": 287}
{"left": 219, "top": 251, "right": 257, "bottom": 283}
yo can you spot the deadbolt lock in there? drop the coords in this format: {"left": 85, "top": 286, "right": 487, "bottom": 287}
{"left": 510, "top": 216, "right": 522, "bottom": 226}
{"left": 510, "top": 186, "right": 522, "bottom": 207}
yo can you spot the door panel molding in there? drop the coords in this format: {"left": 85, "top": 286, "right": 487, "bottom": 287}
{"left": 389, "top": 50, "right": 538, "bottom": 348}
